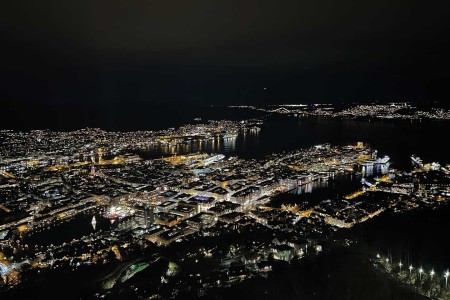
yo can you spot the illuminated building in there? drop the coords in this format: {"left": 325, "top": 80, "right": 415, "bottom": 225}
{"left": 271, "top": 244, "right": 295, "bottom": 262}
{"left": 134, "top": 205, "right": 154, "bottom": 228}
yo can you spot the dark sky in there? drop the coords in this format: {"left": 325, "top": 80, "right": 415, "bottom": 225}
{"left": 1, "top": 0, "right": 449, "bottom": 129}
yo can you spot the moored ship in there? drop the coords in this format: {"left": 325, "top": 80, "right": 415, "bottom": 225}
{"left": 411, "top": 155, "right": 423, "bottom": 167}
{"left": 375, "top": 155, "right": 390, "bottom": 164}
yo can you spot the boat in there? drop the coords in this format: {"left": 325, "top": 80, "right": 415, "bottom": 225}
{"left": 430, "top": 162, "right": 441, "bottom": 170}
{"left": 375, "top": 155, "right": 390, "bottom": 164}
{"left": 91, "top": 216, "right": 97, "bottom": 230}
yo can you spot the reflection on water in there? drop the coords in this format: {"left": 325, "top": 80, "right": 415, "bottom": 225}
{"left": 270, "top": 174, "right": 362, "bottom": 208}
{"left": 361, "top": 163, "right": 390, "bottom": 177}
{"left": 291, "top": 178, "right": 329, "bottom": 195}
{"left": 138, "top": 117, "right": 449, "bottom": 172}
{"left": 285, "top": 164, "right": 389, "bottom": 199}
{"left": 146, "top": 135, "right": 239, "bottom": 157}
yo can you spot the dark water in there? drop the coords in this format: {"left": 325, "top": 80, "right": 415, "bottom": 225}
{"left": 23, "top": 212, "right": 111, "bottom": 247}
{"left": 269, "top": 174, "right": 362, "bottom": 209}
{"left": 141, "top": 114, "right": 449, "bottom": 170}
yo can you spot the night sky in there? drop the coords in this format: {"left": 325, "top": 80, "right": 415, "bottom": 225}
{"left": 1, "top": 0, "right": 449, "bottom": 129}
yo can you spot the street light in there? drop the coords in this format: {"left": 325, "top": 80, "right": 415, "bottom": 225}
{"left": 399, "top": 262, "right": 403, "bottom": 271}
{"left": 386, "top": 258, "right": 389, "bottom": 263}
{"left": 444, "top": 270, "right": 449, "bottom": 288}
{"left": 409, "top": 265, "right": 413, "bottom": 275}
{"left": 419, "top": 267, "right": 424, "bottom": 280}
{"left": 430, "top": 269, "right": 435, "bottom": 280}
{"left": 376, "top": 253, "right": 380, "bottom": 259}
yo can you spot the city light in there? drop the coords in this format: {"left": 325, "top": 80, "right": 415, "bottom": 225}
{"left": 231, "top": 103, "right": 450, "bottom": 120}
{"left": 0, "top": 0, "right": 448, "bottom": 295}
{"left": 0, "top": 263, "right": 10, "bottom": 276}
{"left": 0, "top": 112, "right": 448, "bottom": 296}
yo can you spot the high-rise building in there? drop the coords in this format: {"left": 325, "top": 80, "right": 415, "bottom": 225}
{"left": 134, "top": 205, "right": 154, "bottom": 228}
{"left": 89, "top": 163, "right": 96, "bottom": 176}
